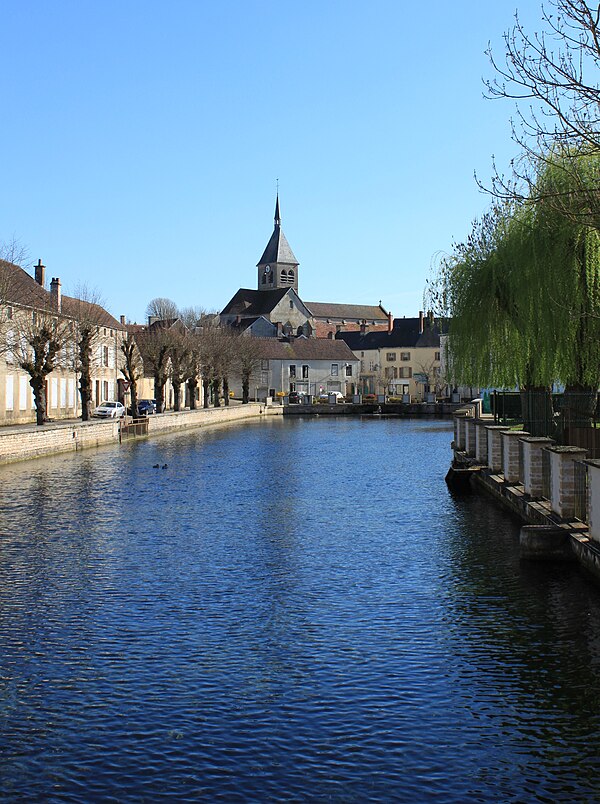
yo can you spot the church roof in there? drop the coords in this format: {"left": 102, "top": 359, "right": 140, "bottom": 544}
{"left": 221, "top": 287, "right": 290, "bottom": 317}
{"left": 305, "top": 301, "right": 389, "bottom": 321}
{"left": 256, "top": 195, "right": 298, "bottom": 266}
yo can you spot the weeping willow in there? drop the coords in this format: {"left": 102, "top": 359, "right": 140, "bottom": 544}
{"left": 442, "top": 150, "right": 600, "bottom": 393}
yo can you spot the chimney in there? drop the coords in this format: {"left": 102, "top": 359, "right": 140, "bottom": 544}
{"left": 34, "top": 258, "right": 45, "bottom": 287}
{"left": 388, "top": 312, "right": 393, "bottom": 332}
{"left": 120, "top": 315, "right": 126, "bottom": 326}
{"left": 50, "top": 277, "right": 62, "bottom": 312}
{"left": 419, "top": 310, "right": 424, "bottom": 334}
{"left": 360, "top": 322, "right": 366, "bottom": 334}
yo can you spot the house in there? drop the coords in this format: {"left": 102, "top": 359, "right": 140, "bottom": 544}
{"left": 229, "top": 337, "right": 360, "bottom": 400}
{"left": 305, "top": 301, "right": 391, "bottom": 339}
{"left": 0, "top": 258, "right": 127, "bottom": 424}
{"left": 336, "top": 312, "right": 445, "bottom": 400}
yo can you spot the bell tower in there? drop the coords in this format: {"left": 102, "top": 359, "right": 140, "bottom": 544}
{"left": 257, "top": 195, "right": 299, "bottom": 292}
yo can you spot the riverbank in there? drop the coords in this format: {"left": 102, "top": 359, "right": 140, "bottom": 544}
{"left": 283, "top": 401, "right": 462, "bottom": 416}
{"left": 448, "top": 408, "right": 600, "bottom": 586}
{"left": 0, "top": 402, "right": 283, "bottom": 465}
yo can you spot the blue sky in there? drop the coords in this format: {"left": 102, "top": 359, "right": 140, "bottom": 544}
{"left": 1, "top": 1, "right": 541, "bottom": 323}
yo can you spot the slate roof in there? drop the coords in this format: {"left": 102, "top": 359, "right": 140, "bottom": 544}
{"left": 336, "top": 317, "right": 444, "bottom": 350}
{"left": 249, "top": 337, "right": 358, "bottom": 361}
{"left": 0, "top": 259, "right": 123, "bottom": 328}
{"left": 257, "top": 227, "right": 298, "bottom": 267}
{"left": 220, "top": 288, "right": 290, "bottom": 317}
{"left": 305, "top": 301, "right": 389, "bottom": 321}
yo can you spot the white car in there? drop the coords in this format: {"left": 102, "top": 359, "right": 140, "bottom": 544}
{"left": 93, "top": 401, "right": 126, "bottom": 419}
{"left": 319, "top": 391, "right": 344, "bottom": 401}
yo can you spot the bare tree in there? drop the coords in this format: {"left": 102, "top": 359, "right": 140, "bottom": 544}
{"left": 146, "top": 297, "right": 179, "bottom": 321}
{"left": 0, "top": 236, "right": 30, "bottom": 268}
{"left": 484, "top": 0, "right": 600, "bottom": 223}
{"left": 233, "top": 334, "right": 264, "bottom": 403}
{"left": 63, "top": 284, "right": 105, "bottom": 421}
{"left": 120, "top": 332, "right": 144, "bottom": 416}
{"left": 136, "top": 325, "right": 172, "bottom": 413}
{"left": 11, "top": 307, "right": 73, "bottom": 425}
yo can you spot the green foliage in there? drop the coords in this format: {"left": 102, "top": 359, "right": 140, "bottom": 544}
{"left": 439, "top": 151, "right": 600, "bottom": 389}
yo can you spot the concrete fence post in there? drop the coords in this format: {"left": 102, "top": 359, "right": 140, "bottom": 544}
{"left": 586, "top": 459, "right": 600, "bottom": 543}
{"left": 547, "top": 446, "right": 588, "bottom": 519}
{"left": 475, "top": 420, "right": 489, "bottom": 464}
{"left": 501, "top": 430, "right": 529, "bottom": 483}
{"left": 486, "top": 426, "right": 511, "bottom": 473}
{"left": 520, "top": 437, "right": 555, "bottom": 497}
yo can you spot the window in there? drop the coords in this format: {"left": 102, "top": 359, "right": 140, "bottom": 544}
{"left": 360, "top": 351, "right": 364, "bottom": 357}
{"left": 386, "top": 352, "right": 396, "bottom": 361}
{"left": 345, "top": 365, "right": 352, "bottom": 376}
{"left": 331, "top": 364, "right": 339, "bottom": 376}
{"left": 103, "top": 345, "right": 109, "bottom": 367}
{"left": 399, "top": 367, "right": 412, "bottom": 378}
{"left": 5, "top": 376, "right": 13, "bottom": 411}
{"left": 261, "top": 360, "right": 269, "bottom": 370}
{"left": 262, "top": 273, "right": 267, "bottom": 285}
{"left": 289, "top": 300, "right": 294, "bottom": 309}
{"left": 302, "top": 365, "right": 309, "bottom": 378}
{"left": 289, "top": 365, "right": 296, "bottom": 378}
{"left": 400, "top": 352, "right": 411, "bottom": 361}
{"left": 281, "top": 269, "right": 288, "bottom": 283}
{"left": 6, "top": 307, "right": 12, "bottom": 320}
{"left": 435, "top": 351, "right": 440, "bottom": 361}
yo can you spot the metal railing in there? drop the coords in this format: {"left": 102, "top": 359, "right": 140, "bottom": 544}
{"left": 119, "top": 417, "right": 149, "bottom": 441}
{"left": 573, "top": 460, "right": 589, "bottom": 523}
{"left": 493, "top": 390, "right": 600, "bottom": 457}
{"left": 541, "top": 448, "right": 552, "bottom": 501}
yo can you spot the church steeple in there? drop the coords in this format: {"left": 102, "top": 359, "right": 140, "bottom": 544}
{"left": 274, "top": 193, "right": 281, "bottom": 228}
{"left": 257, "top": 195, "right": 299, "bottom": 293}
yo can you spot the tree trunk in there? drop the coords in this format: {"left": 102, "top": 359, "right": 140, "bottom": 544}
{"left": 223, "top": 377, "right": 230, "bottom": 407}
{"left": 212, "top": 378, "right": 221, "bottom": 407}
{"left": 242, "top": 372, "right": 250, "bottom": 404}
{"left": 173, "top": 381, "right": 181, "bottom": 412}
{"left": 79, "top": 330, "right": 93, "bottom": 421}
{"left": 30, "top": 377, "right": 47, "bottom": 426}
{"left": 154, "top": 377, "right": 165, "bottom": 413}
{"left": 519, "top": 386, "right": 554, "bottom": 437}
{"left": 202, "top": 377, "right": 210, "bottom": 408}
{"left": 188, "top": 378, "right": 198, "bottom": 410}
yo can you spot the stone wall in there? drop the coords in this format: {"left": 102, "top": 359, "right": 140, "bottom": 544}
{"left": 0, "top": 403, "right": 282, "bottom": 466}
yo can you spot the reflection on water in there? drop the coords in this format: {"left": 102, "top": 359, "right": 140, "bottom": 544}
{"left": 1, "top": 417, "right": 600, "bottom": 801}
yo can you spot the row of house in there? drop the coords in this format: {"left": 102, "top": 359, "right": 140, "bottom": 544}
{"left": 0, "top": 196, "right": 446, "bottom": 425}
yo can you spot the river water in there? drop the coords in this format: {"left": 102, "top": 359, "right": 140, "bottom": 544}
{"left": 1, "top": 416, "right": 600, "bottom": 802}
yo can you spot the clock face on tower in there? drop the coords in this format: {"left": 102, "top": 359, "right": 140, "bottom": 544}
{"left": 265, "top": 265, "right": 271, "bottom": 273}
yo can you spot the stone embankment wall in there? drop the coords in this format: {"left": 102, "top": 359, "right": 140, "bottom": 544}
{"left": 0, "top": 403, "right": 281, "bottom": 466}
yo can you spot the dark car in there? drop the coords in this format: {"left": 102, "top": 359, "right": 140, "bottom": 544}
{"left": 288, "top": 391, "right": 302, "bottom": 404}
{"left": 131, "top": 399, "right": 156, "bottom": 416}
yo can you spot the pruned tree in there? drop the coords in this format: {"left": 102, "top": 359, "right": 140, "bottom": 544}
{"left": 11, "top": 308, "right": 73, "bottom": 425}
{"left": 120, "top": 332, "right": 144, "bottom": 416}
{"left": 136, "top": 324, "right": 173, "bottom": 413}
{"left": 168, "top": 324, "right": 192, "bottom": 412}
{"left": 63, "top": 284, "right": 105, "bottom": 421}
{"left": 233, "top": 334, "right": 264, "bottom": 403}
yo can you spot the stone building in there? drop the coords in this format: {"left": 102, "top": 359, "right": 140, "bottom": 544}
{"left": 336, "top": 312, "right": 445, "bottom": 400}
{"left": 220, "top": 196, "right": 391, "bottom": 339}
{"left": 0, "top": 258, "right": 127, "bottom": 424}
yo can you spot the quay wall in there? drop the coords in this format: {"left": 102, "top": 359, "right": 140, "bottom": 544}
{"left": 284, "top": 402, "right": 461, "bottom": 416}
{"left": 0, "top": 403, "right": 282, "bottom": 466}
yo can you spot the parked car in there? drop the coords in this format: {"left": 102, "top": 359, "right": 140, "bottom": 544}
{"left": 288, "top": 391, "right": 302, "bottom": 404}
{"left": 93, "top": 401, "right": 126, "bottom": 419}
{"left": 136, "top": 399, "right": 156, "bottom": 416}
{"left": 319, "top": 391, "right": 344, "bottom": 401}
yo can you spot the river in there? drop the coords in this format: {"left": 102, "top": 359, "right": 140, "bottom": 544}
{"left": 1, "top": 416, "right": 600, "bottom": 802}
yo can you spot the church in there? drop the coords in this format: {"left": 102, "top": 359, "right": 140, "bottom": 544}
{"left": 220, "top": 196, "right": 391, "bottom": 339}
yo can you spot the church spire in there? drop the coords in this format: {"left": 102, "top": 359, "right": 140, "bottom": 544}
{"left": 274, "top": 193, "right": 281, "bottom": 228}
